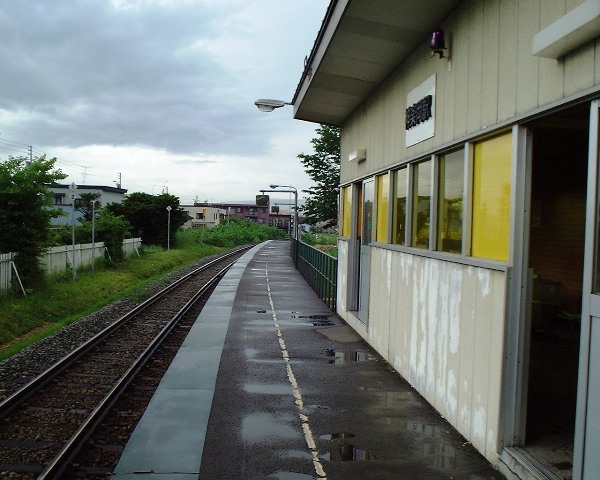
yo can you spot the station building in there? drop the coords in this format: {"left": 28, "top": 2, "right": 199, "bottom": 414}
{"left": 290, "top": 1, "right": 600, "bottom": 479}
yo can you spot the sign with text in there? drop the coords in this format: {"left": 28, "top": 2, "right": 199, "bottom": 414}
{"left": 406, "top": 74, "right": 436, "bottom": 147}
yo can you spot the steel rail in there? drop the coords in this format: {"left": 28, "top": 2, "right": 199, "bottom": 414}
{"left": 0, "top": 245, "right": 249, "bottom": 420}
{"left": 37, "top": 261, "right": 235, "bottom": 480}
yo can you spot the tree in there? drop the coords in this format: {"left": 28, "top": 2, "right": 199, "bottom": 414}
{"left": 50, "top": 209, "right": 132, "bottom": 264}
{"left": 81, "top": 210, "right": 132, "bottom": 263}
{"left": 0, "top": 155, "right": 67, "bottom": 285}
{"left": 106, "top": 192, "right": 189, "bottom": 247}
{"left": 76, "top": 192, "right": 102, "bottom": 222}
{"left": 297, "top": 125, "right": 340, "bottom": 228}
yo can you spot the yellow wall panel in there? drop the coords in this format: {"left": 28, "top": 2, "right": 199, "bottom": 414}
{"left": 342, "top": 186, "right": 352, "bottom": 238}
{"left": 472, "top": 132, "right": 512, "bottom": 261}
{"left": 376, "top": 173, "right": 389, "bottom": 242}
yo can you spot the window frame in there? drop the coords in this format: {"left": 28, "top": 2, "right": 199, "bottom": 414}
{"left": 392, "top": 166, "right": 410, "bottom": 246}
{"left": 436, "top": 148, "right": 467, "bottom": 255}
{"left": 339, "top": 130, "right": 511, "bottom": 271}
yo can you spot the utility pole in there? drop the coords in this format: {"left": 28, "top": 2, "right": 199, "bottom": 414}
{"left": 166, "top": 206, "right": 172, "bottom": 250}
{"left": 69, "top": 183, "right": 78, "bottom": 282}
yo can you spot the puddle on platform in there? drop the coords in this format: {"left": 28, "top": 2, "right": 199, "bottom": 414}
{"left": 278, "top": 450, "right": 314, "bottom": 460}
{"left": 245, "top": 348, "right": 260, "bottom": 358}
{"left": 241, "top": 413, "right": 299, "bottom": 442}
{"left": 312, "top": 321, "right": 335, "bottom": 327}
{"left": 324, "top": 349, "right": 376, "bottom": 364}
{"left": 268, "top": 473, "right": 316, "bottom": 480}
{"left": 244, "top": 383, "right": 293, "bottom": 395}
{"left": 303, "top": 404, "right": 332, "bottom": 413}
{"left": 422, "top": 441, "right": 457, "bottom": 470}
{"left": 361, "top": 389, "right": 420, "bottom": 407}
{"left": 322, "top": 444, "right": 376, "bottom": 461}
{"left": 381, "top": 417, "right": 447, "bottom": 437}
{"left": 320, "top": 432, "right": 355, "bottom": 440}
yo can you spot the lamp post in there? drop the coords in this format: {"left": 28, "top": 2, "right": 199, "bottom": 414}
{"left": 69, "top": 182, "right": 78, "bottom": 282}
{"left": 91, "top": 200, "right": 96, "bottom": 274}
{"left": 261, "top": 185, "right": 298, "bottom": 266}
{"left": 166, "top": 206, "right": 172, "bottom": 250}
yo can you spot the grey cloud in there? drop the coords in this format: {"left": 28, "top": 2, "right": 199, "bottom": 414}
{"left": 0, "top": 0, "right": 272, "bottom": 156}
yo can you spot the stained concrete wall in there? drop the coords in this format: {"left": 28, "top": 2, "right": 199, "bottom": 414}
{"left": 337, "top": 239, "right": 507, "bottom": 464}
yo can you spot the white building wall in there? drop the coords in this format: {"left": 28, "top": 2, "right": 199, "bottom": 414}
{"left": 337, "top": 240, "right": 507, "bottom": 464}
{"left": 340, "top": 0, "right": 595, "bottom": 186}
{"left": 334, "top": 0, "right": 600, "bottom": 471}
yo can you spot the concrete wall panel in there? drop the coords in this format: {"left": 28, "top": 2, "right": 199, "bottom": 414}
{"left": 481, "top": 0, "right": 501, "bottom": 129}
{"left": 467, "top": 0, "right": 484, "bottom": 134}
{"left": 517, "top": 1, "right": 541, "bottom": 115}
{"left": 340, "top": 247, "right": 508, "bottom": 464}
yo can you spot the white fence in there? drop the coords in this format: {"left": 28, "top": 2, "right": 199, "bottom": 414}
{"left": 1, "top": 238, "right": 142, "bottom": 292}
{"left": 0, "top": 253, "right": 17, "bottom": 292}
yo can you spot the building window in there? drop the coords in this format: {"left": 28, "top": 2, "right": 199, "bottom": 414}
{"left": 393, "top": 168, "right": 408, "bottom": 245}
{"left": 376, "top": 173, "right": 389, "bottom": 243}
{"left": 344, "top": 133, "right": 512, "bottom": 264}
{"left": 412, "top": 159, "right": 432, "bottom": 249}
{"left": 341, "top": 186, "right": 352, "bottom": 237}
{"left": 438, "top": 149, "right": 464, "bottom": 253}
{"left": 472, "top": 132, "right": 512, "bottom": 261}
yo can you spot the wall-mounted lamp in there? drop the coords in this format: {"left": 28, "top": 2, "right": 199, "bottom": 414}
{"left": 430, "top": 28, "right": 450, "bottom": 59}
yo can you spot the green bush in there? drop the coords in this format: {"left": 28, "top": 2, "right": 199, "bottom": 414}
{"left": 186, "top": 220, "right": 287, "bottom": 248}
{"left": 301, "top": 232, "right": 337, "bottom": 246}
{"left": 0, "top": 221, "right": 288, "bottom": 359}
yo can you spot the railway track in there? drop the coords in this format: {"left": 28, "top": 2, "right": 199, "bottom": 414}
{"left": 0, "top": 246, "right": 251, "bottom": 479}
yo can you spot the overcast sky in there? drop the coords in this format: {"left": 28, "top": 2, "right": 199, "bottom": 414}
{"left": 0, "top": 0, "right": 329, "bottom": 206}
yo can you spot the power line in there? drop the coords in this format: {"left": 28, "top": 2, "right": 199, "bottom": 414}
{"left": 0, "top": 135, "right": 45, "bottom": 161}
{"left": 0, "top": 134, "right": 176, "bottom": 195}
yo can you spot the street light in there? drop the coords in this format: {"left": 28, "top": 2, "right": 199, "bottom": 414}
{"left": 254, "top": 99, "right": 291, "bottom": 112}
{"left": 166, "top": 206, "right": 172, "bottom": 250}
{"left": 69, "top": 182, "right": 78, "bottom": 282}
{"left": 261, "top": 185, "right": 299, "bottom": 266}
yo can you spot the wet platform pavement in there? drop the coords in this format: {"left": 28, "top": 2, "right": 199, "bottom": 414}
{"left": 113, "top": 240, "right": 505, "bottom": 480}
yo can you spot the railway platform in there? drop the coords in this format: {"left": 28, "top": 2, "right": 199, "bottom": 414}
{"left": 112, "top": 240, "right": 504, "bottom": 480}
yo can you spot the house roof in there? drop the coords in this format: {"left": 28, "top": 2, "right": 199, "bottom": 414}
{"left": 51, "top": 184, "right": 127, "bottom": 194}
{"left": 292, "top": 0, "right": 460, "bottom": 126}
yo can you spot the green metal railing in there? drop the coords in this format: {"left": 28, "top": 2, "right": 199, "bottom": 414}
{"left": 296, "top": 239, "right": 337, "bottom": 311}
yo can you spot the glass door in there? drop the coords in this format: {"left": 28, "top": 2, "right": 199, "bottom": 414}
{"left": 357, "top": 179, "right": 374, "bottom": 323}
{"left": 574, "top": 100, "right": 600, "bottom": 479}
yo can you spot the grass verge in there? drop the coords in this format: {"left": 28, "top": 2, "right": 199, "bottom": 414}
{"left": 0, "top": 242, "right": 224, "bottom": 360}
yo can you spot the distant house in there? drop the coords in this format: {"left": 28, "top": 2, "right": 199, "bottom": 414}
{"left": 180, "top": 205, "right": 226, "bottom": 229}
{"left": 50, "top": 184, "right": 127, "bottom": 225}
{"left": 194, "top": 202, "right": 271, "bottom": 225}
{"left": 193, "top": 202, "right": 294, "bottom": 232}
{"left": 268, "top": 212, "right": 292, "bottom": 233}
